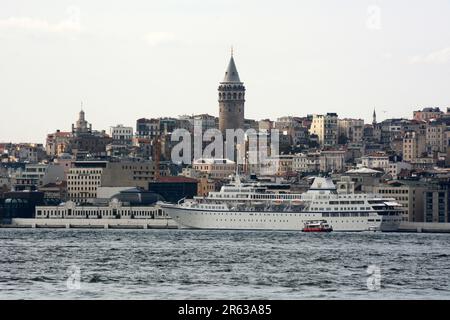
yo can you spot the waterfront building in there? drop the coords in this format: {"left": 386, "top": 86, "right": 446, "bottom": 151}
{"left": 424, "top": 183, "right": 450, "bottom": 223}
{"left": 0, "top": 191, "right": 46, "bottom": 220}
{"left": 35, "top": 198, "right": 166, "bottom": 219}
{"left": 67, "top": 160, "right": 156, "bottom": 203}
{"left": 373, "top": 180, "right": 428, "bottom": 222}
{"left": 67, "top": 163, "right": 104, "bottom": 203}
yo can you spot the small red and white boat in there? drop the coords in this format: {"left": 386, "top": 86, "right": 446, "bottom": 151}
{"left": 302, "top": 220, "right": 333, "bottom": 232}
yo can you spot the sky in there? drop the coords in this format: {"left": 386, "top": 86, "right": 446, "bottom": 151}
{"left": 1, "top": 0, "right": 450, "bottom": 143}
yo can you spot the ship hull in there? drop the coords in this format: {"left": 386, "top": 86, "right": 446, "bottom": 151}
{"left": 161, "top": 204, "right": 400, "bottom": 232}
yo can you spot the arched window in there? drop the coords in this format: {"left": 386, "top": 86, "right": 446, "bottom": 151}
{"left": 227, "top": 93, "right": 231, "bottom": 99}
{"left": 233, "top": 93, "right": 237, "bottom": 99}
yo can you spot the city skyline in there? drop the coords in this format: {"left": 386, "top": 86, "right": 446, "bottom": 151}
{"left": 1, "top": 0, "right": 450, "bottom": 143}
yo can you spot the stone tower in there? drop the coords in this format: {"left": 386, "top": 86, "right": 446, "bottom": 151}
{"left": 218, "top": 51, "right": 245, "bottom": 134}
{"left": 372, "top": 108, "right": 377, "bottom": 126}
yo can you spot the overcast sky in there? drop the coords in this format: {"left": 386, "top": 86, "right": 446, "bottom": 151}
{"left": 1, "top": 0, "right": 450, "bottom": 143}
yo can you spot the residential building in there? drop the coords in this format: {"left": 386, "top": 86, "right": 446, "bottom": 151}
{"left": 403, "top": 131, "right": 426, "bottom": 162}
{"left": 338, "top": 118, "right": 364, "bottom": 143}
{"left": 387, "top": 162, "right": 412, "bottom": 180}
{"left": 309, "top": 113, "right": 338, "bottom": 146}
{"left": 110, "top": 124, "right": 133, "bottom": 146}
{"left": 360, "top": 153, "right": 389, "bottom": 171}
{"left": 46, "top": 130, "right": 71, "bottom": 157}
{"left": 426, "top": 120, "right": 448, "bottom": 154}
{"left": 413, "top": 107, "right": 443, "bottom": 122}
{"left": 11, "top": 164, "right": 48, "bottom": 191}
{"left": 136, "top": 118, "right": 160, "bottom": 139}
{"left": 292, "top": 152, "right": 320, "bottom": 173}
{"left": 193, "top": 158, "right": 236, "bottom": 180}
{"left": 319, "top": 150, "right": 345, "bottom": 172}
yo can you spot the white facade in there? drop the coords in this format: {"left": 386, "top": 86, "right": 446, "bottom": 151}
{"left": 319, "top": 151, "right": 345, "bottom": 172}
{"left": 387, "top": 162, "right": 412, "bottom": 179}
{"left": 110, "top": 124, "right": 133, "bottom": 145}
{"left": 36, "top": 200, "right": 167, "bottom": 219}
{"left": 67, "top": 167, "right": 103, "bottom": 203}
{"left": 292, "top": 153, "right": 320, "bottom": 173}
{"left": 361, "top": 154, "right": 390, "bottom": 171}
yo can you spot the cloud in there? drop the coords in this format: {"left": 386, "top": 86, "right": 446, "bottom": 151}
{"left": 143, "top": 31, "right": 176, "bottom": 46}
{"left": 0, "top": 17, "right": 80, "bottom": 33}
{"left": 0, "top": 7, "right": 82, "bottom": 35}
{"left": 409, "top": 47, "right": 450, "bottom": 64}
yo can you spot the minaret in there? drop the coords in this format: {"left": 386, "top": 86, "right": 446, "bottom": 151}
{"left": 218, "top": 49, "right": 245, "bottom": 134}
{"left": 372, "top": 108, "right": 377, "bottom": 126}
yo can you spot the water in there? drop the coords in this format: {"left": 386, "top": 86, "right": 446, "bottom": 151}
{"left": 0, "top": 229, "right": 449, "bottom": 299}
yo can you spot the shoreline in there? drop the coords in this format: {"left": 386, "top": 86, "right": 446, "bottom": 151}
{"left": 2, "top": 219, "right": 450, "bottom": 233}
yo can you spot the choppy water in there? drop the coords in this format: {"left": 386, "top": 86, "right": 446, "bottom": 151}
{"left": 0, "top": 229, "right": 449, "bottom": 299}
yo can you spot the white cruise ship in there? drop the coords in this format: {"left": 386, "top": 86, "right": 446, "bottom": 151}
{"left": 159, "top": 176, "right": 403, "bottom": 232}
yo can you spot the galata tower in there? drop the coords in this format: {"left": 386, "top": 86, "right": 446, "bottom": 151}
{"left": 218, "top": 50, "right": 245, "bottom": 134}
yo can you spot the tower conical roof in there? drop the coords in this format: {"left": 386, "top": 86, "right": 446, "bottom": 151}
{"left": 222, "top": 56, "right": 241, "bottom": 83}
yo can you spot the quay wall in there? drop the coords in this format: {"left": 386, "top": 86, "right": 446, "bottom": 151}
{"left": 398, "top": 222, "right": 450, "bottom": 233}
{"left": 1, "top": 218, "right": 178, "bottom": 229}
